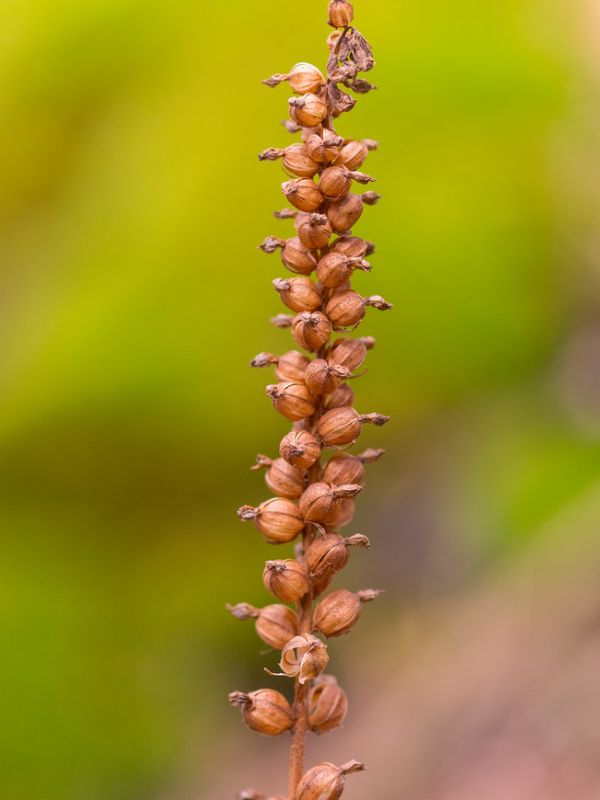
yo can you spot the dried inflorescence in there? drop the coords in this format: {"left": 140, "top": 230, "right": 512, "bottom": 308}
{"left": 228, "top": 2, "right": 387, "bottom": 798}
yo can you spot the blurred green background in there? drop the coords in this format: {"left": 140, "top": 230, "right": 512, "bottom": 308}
{"left": 2, "top": 1, "right": 600, "bottom": 798}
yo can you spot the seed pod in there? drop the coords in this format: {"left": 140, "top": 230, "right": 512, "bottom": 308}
{"left": 297, "top": 213, "right": 332, "bottom": 249}
{"left": 281, "top": 236, "right": 318, "bottom": 274}
{"left": 263, "top": 559, "right": 310, "bottom": 602}
{"left": 328, "top": 336, "right": 375, "bottom": 370}
{"left": 327, "top": 193, "right": 363, "bottom": 234}
{"left": 326, "top": 291, "right": 393, "bottom": 329}
{"left": 276, "top": 633, "right": 329, "bottom": 684}
{"left": 336, "top": 140, "right": 369, "bottom": 170}
{"left": 266, "top": 381, "right": 316, "bottom": 421}
{"left": 226, "top": 602, "right": 297, "bottom": 649}
{"left": 289, "top": 94, "right": 328, "bottom": 128}
{"left": 323, "top": 497, "right": 355, "bottom": 528}
{"left": 280, "top": 430, "right": 322, "bottom": 469}
{"left": 305, "top": 532, "right": 370, "bottom": 584}
{"left": 292, "top": 311, "right": 332, "bottom": 352}
{"left": 314, "top": 588, "right": 383, "bottom": 637}
{"left": 288, "top": 62, "right": 325, "bottom": 94}
{"left": 308, "top": 675, "right": 349, "bottom": 734}
{"left": 316, "top": 252, "right": 370, "bottom": 288}
{"left": 324, "top": 383, "right": 355, "bottom": 409}
{"left": 319, "top": 166, "right": 352, "bottom": 200}
{"left": 318, "top": 406, "right": 390, "bottom": 446}
{"left": 282, "top": 179, "right": 324, "bottom": 213}
{"left": 238, "top": 499, "right": 304, "bottom": 543}
{"left": 317, "top": 407, "right": 361, "bottom": 446}
{"left": 252, "top": 455, "right": 305, "bottom": 499}
{"left": 274, "top": 350, "right": 311, "bottom": 381}
{"left": 305, "top": 130, "right": 344, "bottom": 164}
{"left": 304, "top": 359, "right": 350, "bottom": 395}
{"left": 281, "top": 144, "right": 320, "bottom": 178}
{"left": 297, "top": 760, "right": 364, "bottom": 800}
{"left": 299, "top": 481, "right": 362, "bottom": 524}
{"left": 322, "top": 448, "right": 385, "bottom": 486}
{"left": 328, "top": 0, "right": 354, "bottom": 27}
{"left": 228, "top": 689, "right": 293, "bottom": 736}
{"left": 332, "top": 235, "right": 375, "bottom": 258}
{"left": 273, "top": 277, "right": 322, "bottom": 313}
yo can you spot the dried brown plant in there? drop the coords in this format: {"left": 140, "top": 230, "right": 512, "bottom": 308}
{"left": 227, "top": 2, "right": 389, "bottom": 798}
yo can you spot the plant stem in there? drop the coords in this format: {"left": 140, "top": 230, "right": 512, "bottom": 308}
{"left": 288, "top": 585, "right": 312, "bottom": 797}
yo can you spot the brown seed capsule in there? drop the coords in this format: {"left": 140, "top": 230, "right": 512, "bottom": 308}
{"left": 228, "top": 689, "right": 293, "bottom": 736}
{"left": 297, "top": 760, "right": 364, "bottom": 800}
{"left": 336, "top": 140, "right": 369, "bottom": 170}
{"left": 275, "top": 633, "right": 329, "bottom": 684}
{"left": 328, "top": 336, "right": 375, "bottom": 370}
{"left": 292, "top": 311, "right": 332, "bottom": 352}
{"left": 238, "top": 498, "right": 304, "bottom": 543}
{"left": 314, "top": 588, "right": 383, "bottom": 637}
{"left": 252, "top": 455, "right": 305, "bottom": 499}
{"left": 281, "top": 144, "right": 320, "bottom": 178}
{"left": 331, "top": 235, "right": 375, "bottom": 258}
{"left": 326, "top": 291, "right": 393, "bottom": 329}
{"left": 289, "top": 94, "right": 328, "bottom": 128}
{"left": 274, "top": 350, "right": 311, "bottom": 381}
{"left": 328, "top": 0, "right": 354, "bottom": 27}
{"left": 323, "top": 497, "right": 355, "bottom": 528}
{"left": 263, "top": 559, "right": 310, "bottom": 602}
{"left": 299, "top": 481, "right": 362, "bottom": 524}
{"left": 318, "top": 406, "right": 390, "bottom": 446}
{"left": 273, "top": 277, "right": 322, "bottom": 313}
{"left": 304, "top": 359, "right": 350, "bottom": 395}
{"left": 317, "top": 407, "right": 361, "bottom": 446}
{"left": 297, "top": 213, "right": 332, "bottom": 250}
{"left": 266, "top": 381, "right": 316, "bottom": 421}
{"left": 316, "top": 252, "right": 370, "bottom": 288}
{"left": 305, "top": 532, "right": 370, "bottom": 584}
{"left": 319, "top": 165, "right": 352, "bottom": 199}
{"left": 280, "top": 430, "right": 322, "bottom": 469}
{"left": 288, "top": 62, "right": 325, "bottom": 94}
{"left": 308, "top": 675, "right": 349, "bottom": 734}
{"left": 282, "top": 179, "right": 324, "bottom": 213}
{"left": 321, "top": 448, "right": 385, "bottom": 486}
{"left": 305, "top": 130, "right": 344, "bottom": 164}
{"left": 327, "top": 193, "right": 363, "bottom": 234}
{"left": 226, "top": 602, "right": 297, "bottom": 650}
{"left": 323, "top": 383, "right": 355, "bottom": 409}
{"left": 280, "top": 236, "right": 318, "bottom": 275}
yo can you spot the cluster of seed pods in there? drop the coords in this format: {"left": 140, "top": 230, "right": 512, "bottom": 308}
{"left": 228, "top": 3, "right": 387, "bottom": 798}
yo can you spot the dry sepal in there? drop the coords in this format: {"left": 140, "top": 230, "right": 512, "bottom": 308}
{"left": 269, "top": 633, "right": 329, "bottom": 684}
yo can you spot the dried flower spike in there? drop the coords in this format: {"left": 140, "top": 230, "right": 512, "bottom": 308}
{"left": 230, "top": 3, "right": 386, "bottom": 797}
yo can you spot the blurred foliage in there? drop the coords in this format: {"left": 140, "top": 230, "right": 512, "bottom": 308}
{"left": 1, "top": 0, "right": 599, "bottom": 798}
